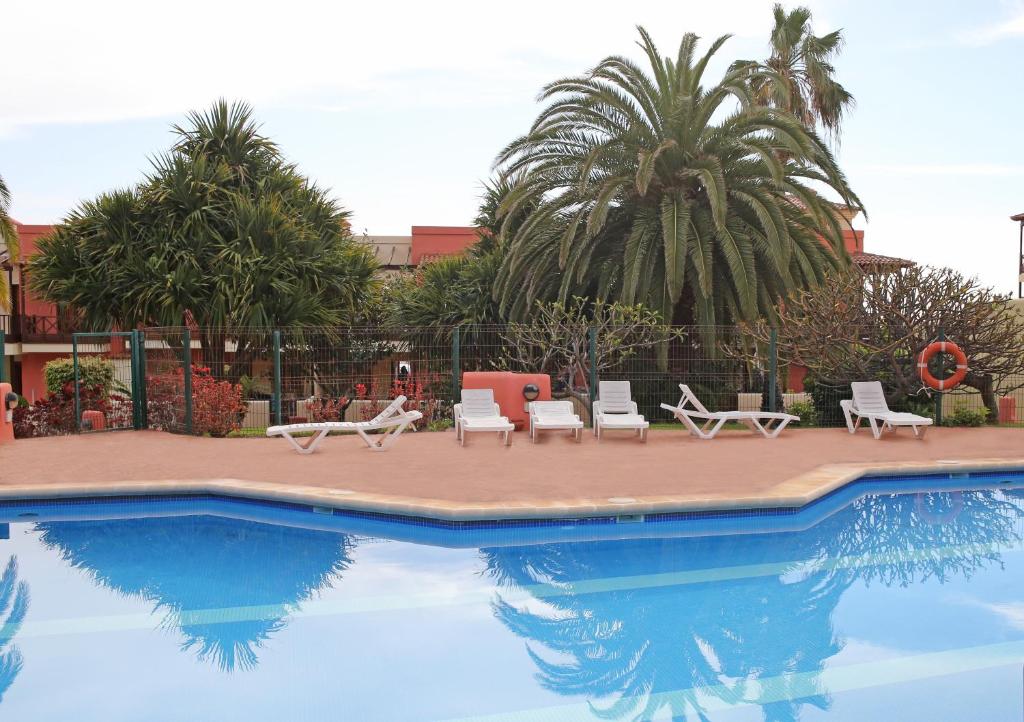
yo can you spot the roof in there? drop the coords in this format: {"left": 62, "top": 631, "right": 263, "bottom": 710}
{"left": 851, "top": 251, "right": 915, "bottom": 269}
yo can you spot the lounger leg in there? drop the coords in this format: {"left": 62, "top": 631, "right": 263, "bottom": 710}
{"left": 359, "top": 419, "right": 413, "bottom": 451}
{"left": 868, "top": 418, "right": 882, "bottom": 440}
{"left": 282, "top": 429, "right": 329, "bottom": 454}
{"left": 504, "top": 429, "right": 512, "bottom": 446}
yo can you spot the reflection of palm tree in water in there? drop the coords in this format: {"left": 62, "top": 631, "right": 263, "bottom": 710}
{"left": 0, "top": 557, "right": 28, "bottom": 702}
{"left": 36, "top": 515, "right": 354, "bottom": 672}
{"left": 483, "top": 490, "right": 1024, "bottom": 721}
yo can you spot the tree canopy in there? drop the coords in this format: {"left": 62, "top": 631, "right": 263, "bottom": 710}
{"left": 27, "top": 100, "right": 378, "bottom": 336}
{"left": 491, "top": 27, "right": 864, "bottom": 328}
{"left": 0, "top": 174, "right": 18, "bottom": 307}
{"left": 732, "top": 4, "right": 855, "bottom": 146}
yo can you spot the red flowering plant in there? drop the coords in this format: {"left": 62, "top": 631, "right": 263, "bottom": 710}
{"left": 307, "top": 396, "right": 351, "bottom": 422}
{"left": 359, "top": 377, "right": 438, "bottom": 429}
{"left": 143, "top": 366, "right": 244, "bottom": 436}
{"left": 12, "top": 383, "right": 111, "bottom": 438}
{"left": 190, "top": 366, "right": 246, "bottom": 437}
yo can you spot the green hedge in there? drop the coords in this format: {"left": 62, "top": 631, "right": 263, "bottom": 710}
{"left": 44, "top": 356, "right": 116, "bottom": 395}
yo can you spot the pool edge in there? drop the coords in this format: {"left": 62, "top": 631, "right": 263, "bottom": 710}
{"left": 2, "top": 456, "right": 1023, "bottom": 521}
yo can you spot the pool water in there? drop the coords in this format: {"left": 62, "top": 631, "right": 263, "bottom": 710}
{"left": 0, "top": 475, "right": 1023, "bottom": 721}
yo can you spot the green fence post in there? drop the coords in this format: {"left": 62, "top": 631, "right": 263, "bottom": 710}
{"left": 588, "top": 327, "right": 598, "bottom": 422}
{"left": 272, "top": 330, "right": 282, "bottom": 426}
{"left": 129, "top": 332, "right": 139, "bottom": 430}
{"left": 73, "top": 337, "right": 81, "bottom": 431}
{"left": 934, "top": 326, "right": 945, "bottom": 427}
{"left": 182, "top": 328, "right": 193, "bottom": 434}
{"left": 139, "top": 329, "right": 149, "bottom": 428}
{"left": 451, "top": 326, "right": 461, "bottom": 404}
{"left": 768, "top": 328, "right": 778, "bottom": 412}
{"left": 0, "top": 330, "right": 5, "bottom": 383}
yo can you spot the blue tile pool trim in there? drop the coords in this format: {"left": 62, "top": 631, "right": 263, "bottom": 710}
{"left": 1, "top": 467, "right": 1021, "bottom": 534}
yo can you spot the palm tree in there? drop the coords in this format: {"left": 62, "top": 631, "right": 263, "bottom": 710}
{"left": 733, "top": 4, "right": 854, "bottom": 146}
{"left": 0, "top": 556, "right": 29, "bottom": 701}
{"left": 37, "top": 515, "right": 354, "bottom": 672}
{"left": 0, "top": 174, "right": 19, "bottom": 309}
{"left": 493, "top": 27, "right": 864, "bottom": 329}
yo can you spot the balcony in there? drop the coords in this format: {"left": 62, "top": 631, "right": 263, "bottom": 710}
{"left": 0, "top": 313, "right": 84, "bottom": 343}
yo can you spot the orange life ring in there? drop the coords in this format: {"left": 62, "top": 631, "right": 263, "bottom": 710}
{"left": 917, "top": 341, "right": 968, "bottom": 391}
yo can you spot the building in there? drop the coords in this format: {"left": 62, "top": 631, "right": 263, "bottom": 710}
{"left": 363, "top": 226, "right": 480, "bottom": 274}
{"left": 1, "top": 222, "right": 93, "bottom": 401}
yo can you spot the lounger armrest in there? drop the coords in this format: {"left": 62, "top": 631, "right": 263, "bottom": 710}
{"left": 839, "top": 399, "right": 856, "bottom": 433}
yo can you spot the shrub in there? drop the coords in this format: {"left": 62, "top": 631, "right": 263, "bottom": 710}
{"left": 143, "top": 366, "right": 244, "bottom": 436}
{"left": 190, "top": 367, "right": 246, "bottom": 437}
{"left": 307, "top": 396, "right": 350, "bottom": 422}
{"left": 13, "top": 384, "right": 112, "bottom": 438}
{"left": 804, "top": 378, "right": 852, "bottom": 427}
{"left": 44, "top": 356, "right": 116, "bottom": 396}
{"left": 146, "top": 372, "right": 182, "bottom": 431}
{"left": 943, "top": 404, "right": 987, "bottom": 427}
{"left": 786, "top": 399, "right": 818, "bottom": 426}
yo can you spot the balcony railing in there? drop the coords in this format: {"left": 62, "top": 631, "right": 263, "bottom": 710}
{"left": 0, "top": 313, "right": 84, "bottom": 343}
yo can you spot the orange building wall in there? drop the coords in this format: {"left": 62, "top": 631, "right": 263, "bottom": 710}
{"left": 410, "top": 226, "right": 480, "bottom": 265}
{"left": 13, "top": 224, "right": 58, "bottom": 317}
{"left": 19, "top": 352, "right": 65, "bottom": 403}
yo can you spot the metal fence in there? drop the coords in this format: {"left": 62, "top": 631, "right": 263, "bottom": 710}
{"left": 8, "top": 323, "right": 1013, "bottom": 438}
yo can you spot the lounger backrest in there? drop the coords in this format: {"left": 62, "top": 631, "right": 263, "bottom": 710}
{"left": 676, "top": 384, "right": 710, "bottom": 414}
{"left": 597, "top": 381, "right": 633, "bottom": 413}
{"left": 851, "top": 382, "right": 890, "bottom": 415}
{"left": 531, "top": 400, "right": 575, "bottom": 417}
{"left": 369, "top": 395, "right": 408, "bottom": 424}
{"left": 461, "top": 389, "right": 499, "bottom": 417}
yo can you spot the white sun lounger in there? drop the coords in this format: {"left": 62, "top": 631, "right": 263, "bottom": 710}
{"left": 267, "top": 395, "right": 422, "bottom": 454}
{"left": 660, "top": 384, "right": 798, "bottom": 439}
{"left": 528, "top": 400, "right": 583, "bottom": 443}
{"left": 454, "top": 389, "right": 514, "bottom": 446}
{"left": 841, "top": 381, "right": 932, "bottom": 439}
{"left": 593, "top": 381, "right": 649, "bottom": 441}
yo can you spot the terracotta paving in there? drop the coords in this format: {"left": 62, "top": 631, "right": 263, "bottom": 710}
{"left": 2, "top": 427, "right": 1023, "bottom": 519}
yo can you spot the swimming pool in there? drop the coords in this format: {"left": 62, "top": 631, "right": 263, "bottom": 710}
{"left": 0, "top": 472, "right": 1022, "bottom": 720}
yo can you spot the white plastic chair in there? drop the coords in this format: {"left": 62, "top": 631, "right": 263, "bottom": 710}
{"left": 660, "top": 384, "right": 798, "bottom": 439}
{"left": 267, "top": 395, "right": 422, "bottom": 454}
{"left": 454, "top": 389, "right": 514, "bottom": 446}
{"left": 841, "top": 381, "right": 932, "bottom": 439}
{"left": 529, "top": 400, "right": 583, "bottom": 443}
{"left": 593, "top": 381, "right": 649, "bottom": 441}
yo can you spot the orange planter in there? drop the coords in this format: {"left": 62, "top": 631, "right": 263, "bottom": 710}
{"left": 0, "top": 383, "right": 13, "bottom": 445}
{"left": 461, "top": 372, "right": 551, "bottom": 430}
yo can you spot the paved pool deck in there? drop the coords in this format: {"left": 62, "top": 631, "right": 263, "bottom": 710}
{"left": 3, "top": 427, "right": 1024, "bottom": 520}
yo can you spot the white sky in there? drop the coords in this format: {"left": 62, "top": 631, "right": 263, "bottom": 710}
{"left": 2, "top": 0, "right": 1023, "bottom": 293}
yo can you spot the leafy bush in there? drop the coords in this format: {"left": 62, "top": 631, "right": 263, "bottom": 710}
{"left": 143, "top": 367, "right": 244, "bottom": 436}
{"left": 804, "top": 378, "right": 852, "bottom": 427}
{"left": 307, "top": 396, "right": 350, "bottom": 422}
{"left": 13, "top": 384, "right": 115, "bottom": 438}
{"left": 786, "top": 400, "right": 818, "bottom": 426}
{"left": 943, "top": 404, "right": 987, "bottom": 427}
{"left": 43, "top": 356, "right": 116, "bottom": 395}
{"left": 190, "top": 367, "right": 246, "bottom": 437}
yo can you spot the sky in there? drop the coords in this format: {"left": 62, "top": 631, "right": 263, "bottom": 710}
{"left": 2, "top": 0, "right": 1022, "bottom": 292}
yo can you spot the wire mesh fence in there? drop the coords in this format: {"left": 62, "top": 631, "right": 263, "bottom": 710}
{"left": 9, "top": 322, "right": 1017, "bottom": 439}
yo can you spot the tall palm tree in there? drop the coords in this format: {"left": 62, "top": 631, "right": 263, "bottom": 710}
{"left": 0, "top": 556, "right": 28, "bottom": 701}
{"left": 733, "top": 4, "right": 854, "bottom": 146}
{"left": 0, "top": 174, "right": 19, "bottom": 309}
{"left": 493, "top": 27, "right": 864, "bottom": 328}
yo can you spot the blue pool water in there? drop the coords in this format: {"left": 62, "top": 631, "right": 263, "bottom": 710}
{"left": 0, "top": 474, "right": 1023, "bottom": 720}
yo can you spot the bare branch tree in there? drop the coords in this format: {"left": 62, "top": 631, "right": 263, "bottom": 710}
{"left": 498, "top": 298, "right": 681, "bottom": 404}
{"left": 741, "top": 266, "right": 1024, "bottom": 418}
